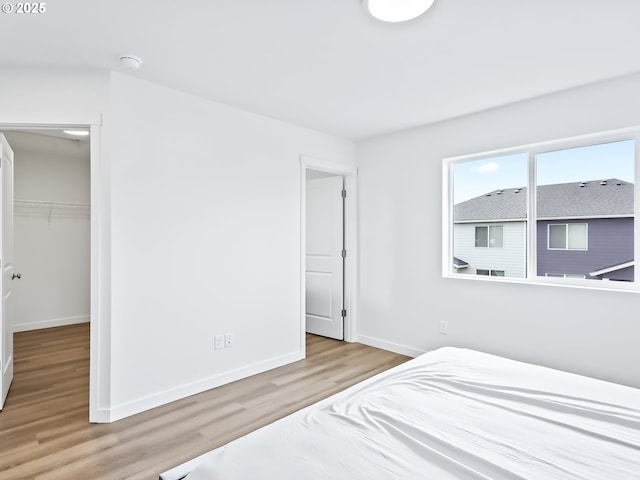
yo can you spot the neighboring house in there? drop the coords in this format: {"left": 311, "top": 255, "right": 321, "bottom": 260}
{"left": 453, "top": 179, "right": 634, "bottom": 281}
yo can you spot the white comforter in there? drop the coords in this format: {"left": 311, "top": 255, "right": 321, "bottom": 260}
{"left": 171, "top": 347, "right": 640, "bottom": 479}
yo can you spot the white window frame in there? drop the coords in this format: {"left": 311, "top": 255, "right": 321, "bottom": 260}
{"left": 547, "top": 223, "right": 588, "bottom": 251}
{"left": 442, "top": 126, "right": 640, "bottom": 293}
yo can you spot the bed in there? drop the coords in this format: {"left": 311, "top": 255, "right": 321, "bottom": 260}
{"left": 160, "top": 347, "right": 640, "bottom": 480}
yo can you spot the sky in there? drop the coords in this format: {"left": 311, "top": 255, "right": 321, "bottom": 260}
{"left": 453, "top": 139, "right": 635, "bottom": 204}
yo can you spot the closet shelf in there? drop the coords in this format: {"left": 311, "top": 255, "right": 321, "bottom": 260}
{"left": 14, "top": 199, "right": 90, "bottom": 209}
{"left": 14, "top": 199, "right": 91, "bottom": 223}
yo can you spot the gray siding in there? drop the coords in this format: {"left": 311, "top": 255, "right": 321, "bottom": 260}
{"left": 536, "top": 218, "right": 634, "bottom": 281}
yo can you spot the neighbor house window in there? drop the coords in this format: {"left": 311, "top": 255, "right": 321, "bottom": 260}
{"left": 548, "top": 224, "right": 587, "bottom": 250}
{"left": 478, "top": 269, "right": 505, "bottom": 276}
{"left": 475, "top": 225, "right": 503, "bottom": 248}
{"left": 445, "top": 128, "right": 637, "bottom": 290}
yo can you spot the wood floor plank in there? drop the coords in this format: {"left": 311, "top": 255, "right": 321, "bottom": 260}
{"left": 0, "top": 324, "right": 409, "bottom": 479}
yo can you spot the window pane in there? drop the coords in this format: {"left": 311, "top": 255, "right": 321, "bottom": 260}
{"left": 475, "top": 226, "right": 488, "bottom": 247}
{"left": 491, "top": 270, "right": 505, "bottom": 276}
{"left": 536, "top": 140, "right": 634, "bottom": 281}
{"left": 489, "top": 226, "right": 503, "bottom": 248}
{"left": 453, "top": 153, "right": 527, "bottom": 279}
{"left": 548, "top": 224, "right": 566, "bottom": 249}
{"left": 476, "top": 269, "right": 489, "bottom": 276}
{"left": 568, "top": 223, "right": 587, "bottom": 250}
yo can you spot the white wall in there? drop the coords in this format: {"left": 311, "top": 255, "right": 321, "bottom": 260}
{"left": 8, "top": 131, "right": 90, "bottom": 331}
{"left": 357, "top": 72, "right": 640, "bottom": 388}
{"left": 0, "top": 68, "right": 109, "bottom": 124}
{"left": 108, "top": 72, "right": 356, "bottom": 419}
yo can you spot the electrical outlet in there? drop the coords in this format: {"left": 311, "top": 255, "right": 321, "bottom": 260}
{"left": 224, "top": 333, "right": 233, "bottom": 348}
{"left": 439, "top": 320, "right": 449, "bottom": 335}
{"left": 214, "top": 334, "right": 224, "bottom": 350}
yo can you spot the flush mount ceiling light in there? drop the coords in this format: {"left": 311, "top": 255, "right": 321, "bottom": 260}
{"left": 363, "top": 0, "right": 435, "bottom": 23}
{"left": 63, "top": 130, "right": 89, "bottom": 136}
{"left": 119, "top": 54, "right": 143, "bottom": 70}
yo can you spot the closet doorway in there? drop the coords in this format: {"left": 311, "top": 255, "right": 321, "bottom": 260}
{"left": 300, "top": 155, "right": 358, "bottom": 352}
{"left": 3, "top": 130, "right": 90, "bottom": 410}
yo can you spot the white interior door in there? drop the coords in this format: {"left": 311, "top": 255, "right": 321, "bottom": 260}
{"left": 305, "top": 175, "right": 344, "bottom": 340}
{"left": 0, "top": 133, "right": 15, "bottom": 410}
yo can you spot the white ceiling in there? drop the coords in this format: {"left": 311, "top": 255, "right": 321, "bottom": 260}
{"left": 2, "top": 1, "right": 640, "bottom": 140}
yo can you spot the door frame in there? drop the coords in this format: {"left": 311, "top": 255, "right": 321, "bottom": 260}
{"left": 0, "top": 117, "right": 108, "bottom": 423}
{"left": 300, "top": 155, "right": 357, "bottom": 353}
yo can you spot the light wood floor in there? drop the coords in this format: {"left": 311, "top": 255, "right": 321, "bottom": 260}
{"left": 0, "top": 323, "right": 409, "bottom": 480}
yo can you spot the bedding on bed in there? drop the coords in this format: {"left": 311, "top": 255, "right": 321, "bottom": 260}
{"left": 160, "top": 347, "right": 640, "bottom": 480}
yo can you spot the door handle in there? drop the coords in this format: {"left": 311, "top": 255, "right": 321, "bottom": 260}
{"left": 12, "top": 273, "right": 21, "bottom": 280}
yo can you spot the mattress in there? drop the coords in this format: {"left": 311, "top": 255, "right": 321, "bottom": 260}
{"left": 160, "top": 347, "right": 640, "bottom": 480}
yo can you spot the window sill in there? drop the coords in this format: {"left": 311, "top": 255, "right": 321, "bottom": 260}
{"left": 443, "top": 273, "right": 640, "bottom": 294}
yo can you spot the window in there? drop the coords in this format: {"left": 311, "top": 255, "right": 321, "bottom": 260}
{"left": 445, "top": 128, "right": 637, "bottom": 290}
{"left": 477, "top": 269, "right": 505, "bottom": 276}
{"left": 548, "top": 224, "right": 587, "bottom": 250}
{"left": 475, "top": 225, "right": 503, "bottom": 248}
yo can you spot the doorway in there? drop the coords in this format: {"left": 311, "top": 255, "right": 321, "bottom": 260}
{"left": 0, "top": 130, "right": 90, "bottom": 412}
{"left": 300, "top": 155, "right": 357, "bottom": 353}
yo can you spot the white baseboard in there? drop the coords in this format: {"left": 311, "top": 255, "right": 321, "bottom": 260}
{"left": 12, "top": 315, "right": 90, "bottom": 333}
{"left": 108, "top": 350, "right": 305, "bottom": 423}
{"left": 357, "top": 335, "right": 425, "bottom": 358}
{"left": 89, "top": 408, "right": 112, "bottom": 424}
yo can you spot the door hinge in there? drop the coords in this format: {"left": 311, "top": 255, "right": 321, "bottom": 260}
{"left": 341, "top": 249, "right": 347, "bottom": 258}
{"left": 341, "top": 189, "right": 346, "bottom": 198}
{"left": 341, "top": 309, "right": 347, "bottom": 318}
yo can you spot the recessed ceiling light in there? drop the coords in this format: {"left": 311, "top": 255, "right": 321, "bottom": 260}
{"left": 63, "top": 130, "right": 90, "bottom": 136}
{"left": 363, "top": 0, "right": 436, "bottom": 23}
